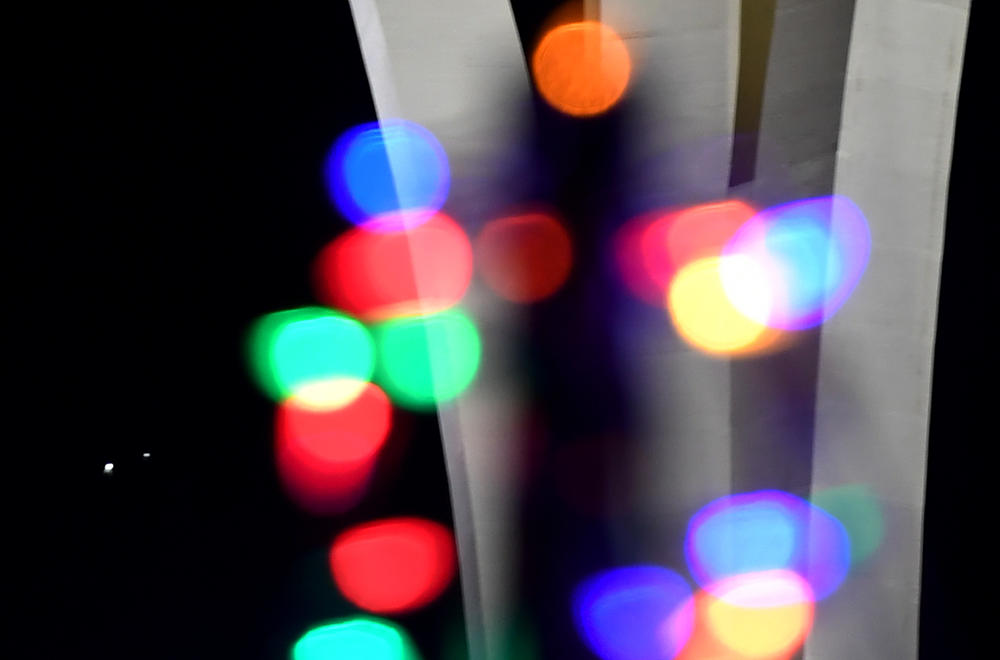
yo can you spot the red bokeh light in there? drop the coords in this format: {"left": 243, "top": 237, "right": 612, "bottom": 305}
{"left": 275, "top": 383, "right": 392, "bottom": 514}
{"left": 329, "top": 517, "right": 457, "bottom": 614}
{"left": 615, "top": 200, "right": 756, "bottom": 306}
{"left": 476, "top": 212, "right": 573, "bottom": 303}
{"left": 313, "top": 212, "right": 473, "bottom": 321}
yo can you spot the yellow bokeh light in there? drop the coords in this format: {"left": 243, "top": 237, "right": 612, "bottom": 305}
{"left": 667, "top": 256, "right": 773, "bottom": 356}
{"left": 704, "top": 571, "right": 814, "bottom": 658}
{"left": 289, "top": 378, "right": 370, "bottom": 411}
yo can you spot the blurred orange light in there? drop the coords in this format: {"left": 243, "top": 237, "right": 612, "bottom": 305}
{"left": 314, "top": 212, "right": 473, "bottom": 322}
{"left": 330, "top": 517, "right": 456, "bottom": 614}
{"left": 531, "top": 21, "right": 631, "bottom": 116}
{"left": 476, "top": 212, "right": 573, "bottom": 303}
{"left": 275, "top": 383, "right": 392, "bottom": 514}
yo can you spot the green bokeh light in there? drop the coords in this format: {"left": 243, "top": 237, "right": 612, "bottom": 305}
{"left": 813, "top": 483, "right": 884, "bottom": 565}
{"left": 373, "top": 310, "right": 481, "bottom": 410}
{"left": 247, "top": 307, "right": 374, "bottom": 402}
{"left": 292, "top": 618, "right": 420, "bottom": 660}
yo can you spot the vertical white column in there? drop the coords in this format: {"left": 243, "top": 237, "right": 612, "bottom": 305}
{"left": 346, "top": 2, "right": 531, "bottom": 658}
{"left": 601, "top": 0, "right": 740, "bottom": 538}
{"left": 807, "top": 2, "right": 969, "bottom": 658}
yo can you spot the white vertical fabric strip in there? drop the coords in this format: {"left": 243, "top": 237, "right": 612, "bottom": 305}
{"left": 348, "top": 0, "right": 402, "bottom": 120}
{"left": 750, "top": 0, "right": 856, "bottom": 204}
{"left": 728, "top": 0, "right": 857, "bottom": 500}
{"left": 345, "top": 2, "right": 530, "bottom": 659}
{"left": 601, "top": 0, "right": 740, "bottom": 538}
{"left": 806, "top": 2, "right": 970, "bottom": 659}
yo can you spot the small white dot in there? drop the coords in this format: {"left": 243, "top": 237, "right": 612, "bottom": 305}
{"left": 104, "top": 463, "right": 114, "bottom": 474}
{"left": 142, "top": 452, "right": 151, "bottom": 459}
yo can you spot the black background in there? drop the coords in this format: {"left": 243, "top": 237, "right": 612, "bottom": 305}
{"left": 12, "top": 1, "right": 986, "bottom": 658}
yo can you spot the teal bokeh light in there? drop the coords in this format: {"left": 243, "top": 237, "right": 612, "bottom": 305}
{"left": 247, "top": 307, "right": 375, "bottom": 402}
{"left": 292, "top": 618, "right": 420, "bottom": 660}
{"left": 325, "top": 119, "right": 450, "bottom": 229}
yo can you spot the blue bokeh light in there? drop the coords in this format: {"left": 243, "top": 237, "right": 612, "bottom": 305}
{"left": 722, "top": 195, "right": 870, "bottom": 330}
{"left": 573, "top": 565, "right": 693, "bottom": 660}
{"left": 324, "top": 119, "right": 450, "bottom": 229}
{"left": 685, "top": 490, "right": 851, "bottom": 601}
{"left": 764, "top": 218, "right": 839, "bottom": 314}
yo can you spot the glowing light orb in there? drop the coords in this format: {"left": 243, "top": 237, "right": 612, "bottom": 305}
{"left": 476, "top": 212, "right": 573, "bottom": 303}
{"left": 669, "top": 569, "right": 817, "bottom": 660}
{"left": 812, "top": 484, "right": 884, "bottom": 565}
{"left": 573, "top": 565, "right": 694, "bottom": 660}
{"left": 247, "top": 307, "right": 375, "bottom": 404}
{"left": 373, "top": 310, "right": 481, "bottom": 410}
{"left": 685, "top": 490, "right": 850, "bottom": 601}
{"left": 313, "top": 212, "right": 473, "bottom": 321}
{"left": 721, "top": 195, "right": 871, "bottom": 330}
{"left": 325, "top": 119, "right": 449, "bottom": 229}
{"left": 532, "top": 21, "right": 631, "bottom": 116}
{"left": 668, "top": 256, "right": 781, "bottom": 356}
{"left": 292, "top": 618, "right": 420, "bottom": 660}
{"left": 615, "top": 201, "right": 757, "bottom": 306}
{"left": 704, "top": 570, "right": 814, "bottom": 658}
{"left": 275, "top": 383, "right": 391, "bottom": 514}
{"left": 330, "top": 517, "right": 456, "bottom": 614}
